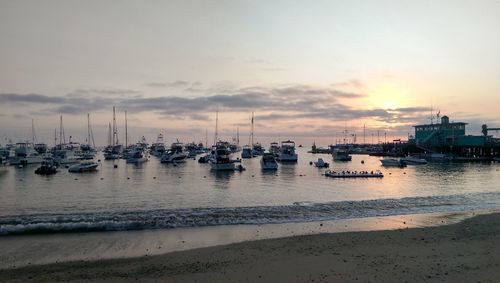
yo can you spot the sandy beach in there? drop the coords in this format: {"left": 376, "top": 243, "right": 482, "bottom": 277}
{"left": 1, "top": 211, "right": 499, "bottom": 282}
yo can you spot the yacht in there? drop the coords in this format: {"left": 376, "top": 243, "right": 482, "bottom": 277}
{"left": 68, "top": 161, "right": 99, "bottom": 173}
{"left": 209, "top": 142, "right": 236, "bottom": 171}
{"left": 8, "top": 142, "right": 43, "bottom": 165}
{"left": 400, "top": 156, "right": 428, "bottom": 165}
{"left": 269, "top": 142, "right": 280, "bottom": 156}
{"left": 126, "top": 144, "right": 148, "bottom": 164}
{"left": 104, "top": 145, "right": 123, "bottom": 160}
{"left": 241, "top": 145, "right": 253, "bottom": 159}
{"left": 185, "top": 142, "right": 205, "bottom": 157}
{"left": 161, "top": 142, "right": 188, "bottom": 163}
{"left": 277, "top": 140, "right": 298, "bottom": 162}
{"left": 150, "top": 133, "right": 166, "bottom": 157}
{"left": 332, "top": 148, "right": 352, "bottom": 161}
{"left": 252, "top": 143, "right": 264, "bottom": 156}
{"left": 380, "top": 158, "right": 406, "bottom": 167}
{"left": 53, "top": 149, "right": 79, "bottom": 165}
{"left": 260, "top": 153, "right": 278, "bottom": 170}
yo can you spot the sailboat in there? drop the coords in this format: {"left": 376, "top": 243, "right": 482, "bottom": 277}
{"left": 241, "top": 112, "right": 256, "bottom": 159}
{"left": 79, "top": 113, "right": 96, "bottom": 160}
{"left": 31, "top": 119, "right": 48, "bottom": 154}
{"left": 209, "top": 111, "right": 236, "bottom": 171}
{"left": 52, "top": 115, "right": 79, "bottom": 165}
{"left": 104, "top": 106, "right": 123, "bottom": 160}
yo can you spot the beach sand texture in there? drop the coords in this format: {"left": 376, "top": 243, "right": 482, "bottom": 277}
{"left": 1, "top": 212, "right": 499, "bottom": 282}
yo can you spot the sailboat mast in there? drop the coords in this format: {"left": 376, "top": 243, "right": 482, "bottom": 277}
{"left": 54, "top": 128, "right": 57, "bottom": 148}
{"left": 31, "top": 119, "right": 36, "bottom": 144}
{"left": 214, "top": 111, "right": 218, "bottom": 145}
{"left": 108, "top": 122, "right": 112, "bottom": 146}
{"left": 112, "top": 106, "right": 116, "bottom": 146}
{"left": 205, "top": 128, "right": 208, "bottom": 148}
{"left": 59, "top": 115, "right": 63, "bottom": 149}
{"left": 87, "top": 113, "right": 91, "bottom": 145}
{"left": 237, "top": 127, "right": 239, "bottom": 146}
{"left": 251, "top": 112, "right": 254, "bottom": 152}
{"left": 125, "top": 110, "right": 128, "bottom": 147}
{"left": 363, "top": 124, "right": 366, "bottom": 145}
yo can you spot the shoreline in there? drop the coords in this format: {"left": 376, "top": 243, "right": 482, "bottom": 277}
{"left": 0, "top": 210, "right": 490, "bottom": 270}
{"left": 1, "top": 210, "right": 500, "bottom": 282}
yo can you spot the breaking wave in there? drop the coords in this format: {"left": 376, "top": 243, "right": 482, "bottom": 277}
{"left": 1, "top": 192, "right": 500, "bottom": 236}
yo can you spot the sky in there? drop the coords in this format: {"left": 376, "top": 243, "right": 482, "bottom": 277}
{"left": 1, "top": 0, "right": 500, "bottom": 146}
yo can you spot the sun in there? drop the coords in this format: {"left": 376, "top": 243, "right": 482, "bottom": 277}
{"left": 369, "top": 84, "right": 408, "bottom": 110}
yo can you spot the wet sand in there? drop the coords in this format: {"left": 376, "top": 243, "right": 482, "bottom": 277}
{"left": 1, "top": 211, "right": 500, "bottom": 282}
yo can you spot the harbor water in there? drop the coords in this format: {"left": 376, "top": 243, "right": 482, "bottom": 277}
{"left": 1, "top": 147, "right": 500, "bottom": 235}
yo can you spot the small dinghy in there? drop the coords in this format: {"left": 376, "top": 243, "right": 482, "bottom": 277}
{"left": 314, "top": 158, "right": 329, "bottom": 168}
{"left": 68, "top": 161, "right": 99, "bottom": 173}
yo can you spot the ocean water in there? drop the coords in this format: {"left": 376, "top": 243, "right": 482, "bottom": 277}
{"left": 1, "top": 147, "right": 500, "bottom": 235}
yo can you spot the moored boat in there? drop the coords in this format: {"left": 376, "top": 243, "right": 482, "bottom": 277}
{"left": 260, "top": 153, "right": 278, "bottom": 170}
{"left": 332, "top": 147, "right": 352, "bottom": 161}
{"left": 241, "top": 145, "right": 253, "bottom": 159}
{"left": 314, "top": 158, "right": 329, "bottom": 168}
{"left": 277, "top": 140, "right": 298, "bottom": 162}
{"left": 325, "top": 170, "right": 383, "bottom": 178}
{"left": 161, "top": 142, "right": 189, "bottom": 163}
{"left": 209, "top": 142, "right": 236, "bottom": 171}
{"left": 380, "top": 158, "right": 406, "bottom": 167}
{"left": 400, "top": 156, "right": 428, "bottom": 165}
{"left": 126, "top": 144, "right": 148, "bottom": 164}
{"left": 68, "top": 161, "right": 99, "bottom": 173}
{"left": 35, "top": 157, "right": 58, "bottom": 175}
{"left": 8, "top": 142, "right": 43, "bottom": 165}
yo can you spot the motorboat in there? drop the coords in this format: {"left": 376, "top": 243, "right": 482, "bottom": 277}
{"left": 35, "top": 157, "right": 58, "bottom": 175}
{"left": 252, "top": 143, "right": 264, "bottom": 156}
{"left": 104, "top": 145, "right": 123, "bottom": 160}
{"left": 277, "top": 140, "right": 298, "bottom": 162}
{"left": 260, "top": 153, "right": 278, "bottom": 170}
{"left": 126, "top": 144, "right": 148, "bottom": 164}
{"left": 68, "top": 161, "right": 99, "bottom": 173}
{"left": 209, "top": 142, "right": 236, "bottom": 171}
{"left": 53, "top": 149, "right": 79, "bottom": 164}
{"left": 161, "top": 142, "right": 188, "bottom": 163}
{"left": 332, "top": 148, "right": 352, "bottom": 161}
{"left": 380, "top": 158, "right": 406, "bottom": 167}
{"left": 241, "top": 145, "right": 253, "bottom": 159}
{"left": 325, "top": 170, "right": 384, "bottom": 178}
{"left": 228, "top": 143, "right": 241, "bottom": 153}
{"left": 185, "top": 142, "right": 205, "bottom": 157}
{"left": 314, "top": 158, "right": 329, "bottom": 168}
{"left": 150, "top": 133, "right": 166, "bottom": 157}
{"left": 400, "top": 156, "right": 428, "bottom": 165}
{"left": 269, "top": 142, "right": 280, "bottom": 156}
{"left": 8, "top": 142, "right": 43, "bottom": 165}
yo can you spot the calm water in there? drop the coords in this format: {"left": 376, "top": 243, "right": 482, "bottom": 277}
{"left": 1, "top": 147, "right": 500, "bottom": 235}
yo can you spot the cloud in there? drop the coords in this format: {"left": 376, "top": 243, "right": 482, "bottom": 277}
{"left": 0, "top": 82, "right": 430, "bottom": 127}
{"left": 0, "top": 93, "right": 63, "bottom": 104}
{"left": 144, "top": 80, "right": 198, "bottom": 88}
